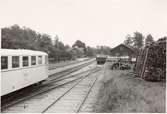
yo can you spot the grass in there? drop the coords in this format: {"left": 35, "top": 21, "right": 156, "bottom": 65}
{"left": 93, "top": 63, "right": 166, "bottom": 113}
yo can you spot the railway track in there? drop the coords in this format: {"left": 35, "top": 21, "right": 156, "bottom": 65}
{"left": 48, "top": 58, "right": 91, "bottom": 70}
{"left": 42, "top": 67, "right": 99, "bottom": 113}
{"left": 1, "top": 60, "right": 95, "bottom": 106}
{"left": 48, "top": 59, "right": 95, "bottom": 80}
{"left": 76, "top": 74, "right": 98, "bottom": 112}
{"left": 1, "top": 61, "right": 100, "bottom": 112}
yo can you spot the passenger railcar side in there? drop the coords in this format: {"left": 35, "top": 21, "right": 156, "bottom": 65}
{"left": 1, "top": 49, "right": 48, "bottom": 96}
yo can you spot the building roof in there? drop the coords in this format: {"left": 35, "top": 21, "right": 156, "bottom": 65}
{"left": 1, "top": 49, "right": 48, "bottom": 56}
{"left": 110, "top": 43, "right": 137, "bottom": 54}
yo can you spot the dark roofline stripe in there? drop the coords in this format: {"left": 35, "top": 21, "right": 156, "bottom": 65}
{"left": 110, "top": 43, "right": 136, "bottom": 54}
{"left": 123, "top": 44, "right": 137, "bottom": 53}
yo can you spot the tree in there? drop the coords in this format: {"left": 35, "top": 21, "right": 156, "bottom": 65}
{"left": 64, "top": 44, "right": 70, "bottom": 50}
{"left": 72, "top": 40, "right": 86, "bottom": 48}
{"left": 2, "top": 24, "right": 39, "bottom": 50}
{"left": 72, "top": 40, "right": 86, "bottom": 55}
{"left": 58, "top": 41, "right": 65, "bottom": 50}
{"left": 132, "top": 31, "right": 144, "bottom": 49}
{"left": 124, "top": 34, "right": 133, "bottom": 46}
{"left": 38, "top": 34, "right": 52, "bottom": 53}
{"left": 52, "top": 35, "right": 74, "bottom": 61}
{"left": 1, "top": 25, "right": 74, "bottom": 62}
{"left": 145, "top": 34, "right": 154, "bottom": 45}
{"left": 86, "top": 46, "right": 95, "bottom": 57}
{"left": 53, "top": 35, "right": 59, "bottom": 48}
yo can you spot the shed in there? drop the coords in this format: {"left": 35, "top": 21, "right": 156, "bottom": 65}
{"left": 110, "top": 44, "right": 137, "bottom": 61}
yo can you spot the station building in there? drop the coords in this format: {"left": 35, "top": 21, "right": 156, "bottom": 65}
{"left": 110, "top": 44, "right": 137, "bottom": 62}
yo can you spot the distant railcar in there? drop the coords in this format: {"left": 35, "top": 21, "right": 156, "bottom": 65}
{"left": 96, "top": 55, "right": 107, "bottom": 64}
{"left": 1, "top": 49, "right": 49, "bottom": 96}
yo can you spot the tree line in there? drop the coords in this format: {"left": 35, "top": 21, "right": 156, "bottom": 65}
{"left": 1, "top": 25, "right": 111, "bottom": 62}
{"left": 3, "top": 25, "right": 164, "bottom": 60}
{"left": 123, "top": 31, "right": 166, "bottom": 53}
{"left": 124, "top": 32, "right": 153, "bottom": 49}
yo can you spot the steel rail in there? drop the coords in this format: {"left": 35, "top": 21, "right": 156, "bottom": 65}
{"left": 76, "top": 74, "right": 98, "bottom": 112}
{"left": 1, "top": 67, "right": 100, "bottom": 112}
{"left": 41, "top": 66, "right": 99, "bottom": 113}
{"left": 1, "top": 60, "right": 95, "bottom": 107}
{"left": 48, "top": 60, "right": 95, "bottom": 79}
{"left": 48, "top": 58, "right": 93, "bottom": 70}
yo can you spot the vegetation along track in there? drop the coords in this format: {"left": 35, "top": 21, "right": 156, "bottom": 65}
{"left": 1, "top": 62, "right": 100, "bottom": 112}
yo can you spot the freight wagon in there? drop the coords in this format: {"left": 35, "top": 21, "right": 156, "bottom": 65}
{"left": 96, "top": 55, "right": 107, "bottom": 64}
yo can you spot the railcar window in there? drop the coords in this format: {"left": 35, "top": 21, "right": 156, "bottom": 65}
{"left": 1, "top": 56, "right": 8, "bottom": 70}
{"left": 38, "top": 56, "right": 42, "bottom": 64}
{"left": 12, "top": 56, "right": 19, "bottom": 68}
{"left": 31, "top": 56, "right": 36, "bottom": 65}
{"left": 23, "top": 56, "right": 29, "bottom": 67}
{"left": 45, "top": 55, "right": 48, "bottom": 64}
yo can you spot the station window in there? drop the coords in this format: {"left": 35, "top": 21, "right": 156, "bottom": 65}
{"left": 1, "top": 56, "right": 8, "bottom": 70}
{"left": 23, "top": 56, "right": 29, "bottom": 67}
{"left": 12, "top": 56, "right": 19, "bottom": 68}
{"left": 31, "top": 56, "right": 36, "bottom": 65}
{"left": 45, "top": 55, "right": 48, "bottom": 64}
{"left": 38, "top": 56, "right": 42, "bottom": 64}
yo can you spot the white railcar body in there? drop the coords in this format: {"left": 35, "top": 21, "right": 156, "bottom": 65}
{"left": 1, "top": 49, "right": 48, "bottom": 96}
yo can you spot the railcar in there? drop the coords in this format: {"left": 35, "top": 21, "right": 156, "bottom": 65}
{"left": 96, "top": 55, "right": 107, "bottom": 64}
{"left": 1, "top": 49, "right": 48, "bottom": 96}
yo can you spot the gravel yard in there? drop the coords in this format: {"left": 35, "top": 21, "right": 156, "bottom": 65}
{"left": 93, "top": 62, "right": 166, "bottom": 113}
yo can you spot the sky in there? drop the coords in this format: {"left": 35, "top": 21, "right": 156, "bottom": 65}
{"left": 0, "top": 0, "right": 167, "bottom": 47}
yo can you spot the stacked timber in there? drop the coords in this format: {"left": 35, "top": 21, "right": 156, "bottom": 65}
{"left": 134, "top": 48, "right": 147, "bottom": 77}
{"left": 134, "top": 38, "right": 166, "bottom": 81}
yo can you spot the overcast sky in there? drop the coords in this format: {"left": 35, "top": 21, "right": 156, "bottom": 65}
{"left": 0, "top": 0, "right": 167, "bottom": 47}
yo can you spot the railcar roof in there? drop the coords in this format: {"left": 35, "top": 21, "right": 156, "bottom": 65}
{"left": 96, "top": 55, "right": 107, "bottom": 58}
{"left": 1, "top": 49, "right": 48, "bottom": 56}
